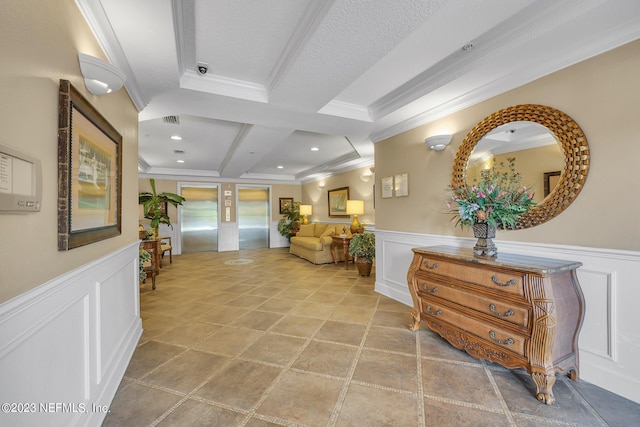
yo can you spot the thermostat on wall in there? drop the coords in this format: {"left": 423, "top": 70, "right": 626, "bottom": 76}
{"left": 0, "top": 143, "right": 42, "bottom": 212}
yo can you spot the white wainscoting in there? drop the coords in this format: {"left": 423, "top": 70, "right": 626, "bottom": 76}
{"left": 374, "top": 229, "right": 640, "bottom": 404}
{"left": 270, "top": 221, "right": 290, "bottom": 248}
{"left": 0, "top": 243, "right": 142, "bottom": 427}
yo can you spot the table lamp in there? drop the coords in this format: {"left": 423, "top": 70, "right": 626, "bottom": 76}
{"left": 346, "top": 200, "right": 364, "bottom": 233}
{"left": 299, "top": 205, "right": 312, "bottom": 225}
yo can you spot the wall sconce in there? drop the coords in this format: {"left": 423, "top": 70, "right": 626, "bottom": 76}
{"left": 425, "top": 134, "right": 453, "bottom": 151}
{"left": 78, "top": 53, "right": 126, "bottom": 95}
{"left": 346, "top": 200, "right": 364, "bottom": 234}
{"left": 317, "top": 184, "right": 325, "bottom": 191}
{"left": 299, "top": 205, "right": 312, "bottom": 225}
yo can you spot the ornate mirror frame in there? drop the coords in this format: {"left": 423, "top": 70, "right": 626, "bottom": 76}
{"left": 452, "top": 104, "right": 590, "bottom": 229}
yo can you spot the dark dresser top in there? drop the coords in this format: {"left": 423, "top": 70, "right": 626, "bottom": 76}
{"left": 412, "top": 245, "right": 582, "bottom": 275}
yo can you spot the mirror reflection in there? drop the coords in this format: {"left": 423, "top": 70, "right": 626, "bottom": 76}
{"left": 467, "top": 121, "right": 564, "bottom": 204}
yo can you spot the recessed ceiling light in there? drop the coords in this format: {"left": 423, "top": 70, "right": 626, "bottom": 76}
{"left": 277, "top": 165, "right": 284, "bottom": 169}
{"left": 310, "top": 147, "right": 319, "bottom": 151}
{"left": 171, "top": 135, "right": 182, "bottom": 140}
{"left": 177, "top": 160, "right": 185, "bottom": 163}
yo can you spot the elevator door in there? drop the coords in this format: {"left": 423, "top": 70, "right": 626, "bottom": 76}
{"left": 237, "top": 187, "right": 269, "bottom": 249}
{"left": 180, "top": 186, "right": 218, "bottom": 252}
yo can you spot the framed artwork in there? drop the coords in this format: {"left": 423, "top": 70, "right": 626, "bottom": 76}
{"left": 57, "top": 80, "right": 122, "bottom": 250}
{"left": 381, "top": 176, "right": 393, "bottom": 198}
{"left": 394, "top": 173, "right": 409, "bottom": 197}
{"left": 279, "top": 197, "right": 293, "bottom": 214}
{"left": 328, "top": 186, "right": 349, "bottom": 217}
{"left": 544, "top": 171, "right": 561, "bottom": 197}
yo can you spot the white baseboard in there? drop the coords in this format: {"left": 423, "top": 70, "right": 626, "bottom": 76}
{"left": 0, "top": 243, "right": 142, "bottom": 427}
{"left": 373, "top": 229, "right": 640, "bottom": 404}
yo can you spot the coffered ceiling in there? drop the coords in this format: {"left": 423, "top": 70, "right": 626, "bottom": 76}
{"left": 76, "top": 0, "right": 640, "bottom": 182}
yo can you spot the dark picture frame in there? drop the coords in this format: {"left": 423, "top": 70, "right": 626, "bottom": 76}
{"left": 279, "top": 197, "right": 293, "bottom": 214}
{"left": 544, "top": 171, "right": 561, "bottom": 197}
{"left": 57, "top": 80, "right": 122, "bottom": 250}
{"left": 328, "top": 186, "right": 349, "bottom": 217}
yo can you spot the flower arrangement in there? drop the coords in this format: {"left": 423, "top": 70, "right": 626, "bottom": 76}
{"left": 447, "top": 157, "right": 536, "bottom": 229}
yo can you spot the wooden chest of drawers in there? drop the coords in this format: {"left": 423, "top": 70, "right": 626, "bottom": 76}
{"left": 407, "top": 245, "right": 585, "bottom": 405}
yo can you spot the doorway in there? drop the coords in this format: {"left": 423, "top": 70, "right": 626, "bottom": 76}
{"left": 180, "top": 185, "right": 218, "bottom": 252}
{"left": 237, "top": 186, "right": 270, "bottom": 249}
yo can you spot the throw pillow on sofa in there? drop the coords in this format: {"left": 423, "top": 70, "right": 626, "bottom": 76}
{"left": 314, "top": 223, "right": 328, "bottom": 237}
{"left": 297, "top": 224, "right": 316, "bottom": 237}
{"left": 319, "top": 226, "right": 335, "bottom": 238}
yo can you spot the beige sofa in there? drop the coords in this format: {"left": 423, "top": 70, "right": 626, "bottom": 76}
{"left": 289, "top": 223, "right": 352, "bottom": 264}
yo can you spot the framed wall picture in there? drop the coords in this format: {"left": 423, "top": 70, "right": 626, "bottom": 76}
{"left": 394, "top": 173, "right": 409, "bottom": 197}
{"left": 381, "top": 176, "right": 393, "bottom": 198}
{"left": 328, "top": 186, "right": 349, "bottom": 217}
{"left": 544, "top": 171, "right": 561, "bottom": 197}
{"left": 279, "top": 197, "right": 293, "bottom": 214}
{"left": 57, "top": 80, "right": 122, "bottom": 250}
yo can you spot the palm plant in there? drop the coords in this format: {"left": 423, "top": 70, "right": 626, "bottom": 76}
{"left": 138, "top": 178, "right": 185, "bottom": 238}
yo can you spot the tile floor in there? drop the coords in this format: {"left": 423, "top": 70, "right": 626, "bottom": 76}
{"left": 103, "top": 248, "right": 640, "bottom": 426}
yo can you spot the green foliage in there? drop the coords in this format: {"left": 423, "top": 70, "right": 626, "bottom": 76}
{"left": 138, "top": 178, "right": 186, "bottom": 231}
{"left": 277, "top": 201, "right": 301, "bottom": 239}
{"left": 348, "top": 233, "right": 375, "bottom": 263}
{"left": 447, "top": 157, "right": 536, "bottom": 229}
{"left": 139, "top": 247, "right": 151, "bottom": 282}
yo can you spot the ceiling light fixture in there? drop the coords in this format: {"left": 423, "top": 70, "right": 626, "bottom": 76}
{"left": 310, "top": 147, "right": 319, "bottom": 151}
{"left": 78, "top": 53, "right": 126, "bottom": 95}
{"left": 171, "top": 135, "right": 182, "bottom": 140}
{"left": 425, "top": 134, "right": 453, "bottom": 151}
{"left": 462, "top": 42, "right": 475, "bottom": 51}
{"left": 177, "top": 160, "right": 184, "bottom": 163}
{"left": 277, "top": 165, "right": 284, "bottom": 169}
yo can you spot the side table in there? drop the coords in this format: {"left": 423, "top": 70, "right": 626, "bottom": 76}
{"left": 330, "top": 235, "right": 353, "bottom": 269}
{"left": 140, "top": 239, "right": 161, "bottom": 275}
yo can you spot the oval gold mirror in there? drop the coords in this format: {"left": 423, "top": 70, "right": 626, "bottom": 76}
{"left": 452, "top": 104, "right": 590, "bottom": 229}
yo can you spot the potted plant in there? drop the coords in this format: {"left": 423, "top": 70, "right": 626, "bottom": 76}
{"left": 138, "top": 178, "right": 186, "bottom": 239}
{"left": 348, "top": 232, "right": 375, "bottom": 276}
{"left": 447, "top": 157, "right": 535, "bottom": 256}
{"left": 277, "top": 200, "right": 301, "bottom": 239}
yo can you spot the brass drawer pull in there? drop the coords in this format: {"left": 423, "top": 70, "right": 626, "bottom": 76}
{"left": 422, "top": 283, "right": 438, "bottom": 293}
{"left": 489, "top": 304, "right": 514, "bottom": 317}
{"left": 489, "top": 330, "right": 514, "bottom": 345}
{"left": 491, "top": 275, "right": 516, "bottom": 287}
{"left": 425, "top": 305, "right": 442, "bottom": 316}
{"left": 423, "top": 261, "right": 438, "bottom": 269}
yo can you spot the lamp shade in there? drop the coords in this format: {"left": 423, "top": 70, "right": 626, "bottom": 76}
{"left": 346, "top": 200, "right": 364, "bottom": 215}
{"left": 299, "top": 205, "right": 312, "bottom": 216}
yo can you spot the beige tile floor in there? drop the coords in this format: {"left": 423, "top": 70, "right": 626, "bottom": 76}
{"left": 103, "top": 248, "right": 640, "bottom": 426}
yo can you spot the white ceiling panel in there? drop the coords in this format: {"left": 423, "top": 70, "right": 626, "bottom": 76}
{"left": 76, "top": 0, "right": 640, "bottom": 182}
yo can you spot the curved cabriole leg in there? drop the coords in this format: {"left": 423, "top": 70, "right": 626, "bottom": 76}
{"left": 409, "top": 309, "right": 421, "bottom": 331}
{"left": 532, "top": 372, "right": 556, "bottom": 405}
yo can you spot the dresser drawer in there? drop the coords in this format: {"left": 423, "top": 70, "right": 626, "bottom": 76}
{"left": 418, "top": 255, "right": 526, "bottom": 297}
{"left": 416, "top": 279, "right": 530, "bottom": 329}
{"left": 420, "top": 300, "right": 527, "bottom": 357}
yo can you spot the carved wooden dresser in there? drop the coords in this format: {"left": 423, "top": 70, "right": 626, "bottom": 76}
{"left": 407, "top": 245, "right": 584, "bottom": 404}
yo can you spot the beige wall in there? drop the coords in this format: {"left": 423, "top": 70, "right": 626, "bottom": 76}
{"left": 301, "top": 166, "right": 375, "bottom": 226}
{"left": 375, "top": 39, "right": 640, "bottom": 252}
{"left": 0, "top": 0, "right": 140, "bottom": 303}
